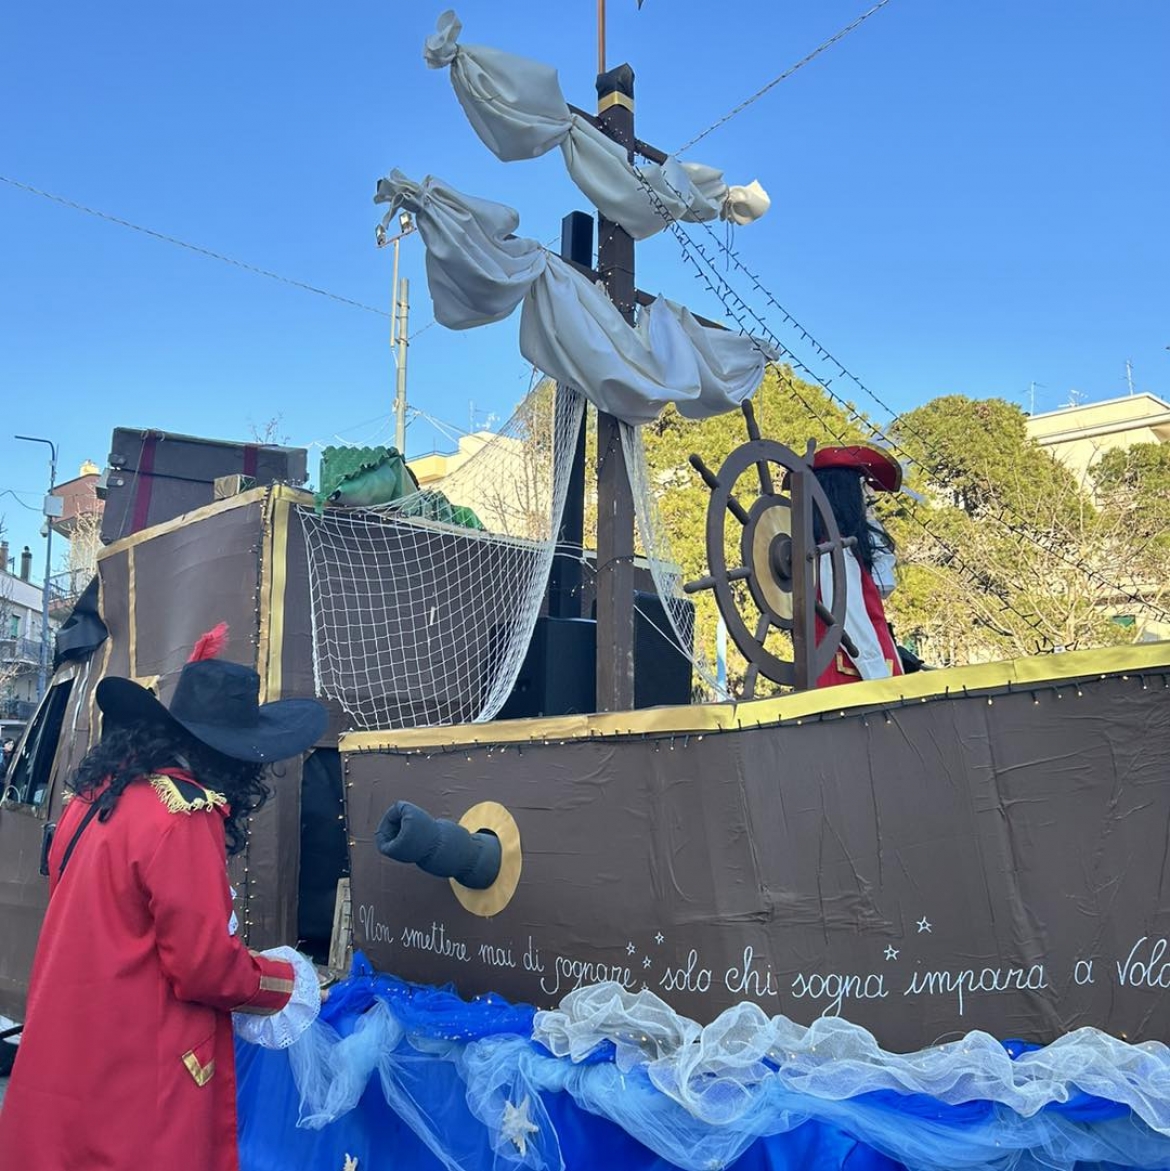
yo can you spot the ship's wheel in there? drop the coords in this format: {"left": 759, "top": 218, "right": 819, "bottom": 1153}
{"left": 684, "top": 402, "right": 858, "bottom": 695}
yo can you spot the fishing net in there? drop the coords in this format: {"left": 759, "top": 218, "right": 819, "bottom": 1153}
{"left": 295, "top": 384, "right": 584, "bottom": 730}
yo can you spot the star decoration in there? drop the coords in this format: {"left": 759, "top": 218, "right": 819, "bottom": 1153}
{"left": 642, "top": 956, "right": 652, "bottom": 969}
{"left": 916, "top": 917, "right": 932, "bottom": 933}
{"left": 655, "top": 932, "right": 665, "bottom": 945}
{"left": 626, "top": 942, "right": 636, "bottom": 955}
{"left": 343, "top": 1157, "right": 359, "bottom": 1171}
{"left": 501, "top": 1096, "right": 539, "bottom": 1157}
{"left": 884, "top": 945, "right": 899, "bottom": 961}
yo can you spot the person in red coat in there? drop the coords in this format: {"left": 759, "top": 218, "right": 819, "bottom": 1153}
{"left": 811, "top": 446, "right": 905, "bottom": 688}
{"left": 0, "top": 624, "right": 327, "bottom": 1171}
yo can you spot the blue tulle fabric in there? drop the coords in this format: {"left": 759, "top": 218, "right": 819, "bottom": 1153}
{"left": 235, "top": 954, "right": 1170, "bottom": 1171}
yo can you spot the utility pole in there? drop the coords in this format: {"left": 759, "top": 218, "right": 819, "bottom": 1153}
{"left": 15, "top": 435, "right": 57, "bottom": 700}
{"left": 395, "top": 276, "right": 410, "bottom": 454}
{"left": 1126, "top": 359, "right": 1135, "bottom": 396}
{"left": 593, "top": 61, "right": 637, "bottom": 711}
{"left": 376, "top": 212, "right": 416, "bottom": 455}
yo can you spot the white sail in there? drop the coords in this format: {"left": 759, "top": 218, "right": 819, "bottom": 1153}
{"left": 424, "top": 11, "right": 770, "bottom": 241}
{"left": 376, "top": 171, "right": 773, "bottom": 425}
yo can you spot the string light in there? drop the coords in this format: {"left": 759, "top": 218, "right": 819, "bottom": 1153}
{"left": 629, "top": 165, "right": 1170, "bottom": 637}
{"left": 348, "top": 671, "right": 1151, "bottom": 761}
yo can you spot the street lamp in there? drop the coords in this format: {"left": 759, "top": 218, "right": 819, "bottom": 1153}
{"left": 14, "top": 435, "right": 58, "bottom": 700}
{"left": 375, "top": 212, "right": 417, "bottom": 455}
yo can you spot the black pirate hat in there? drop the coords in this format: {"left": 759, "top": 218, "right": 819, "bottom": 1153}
{"left": 96, "top": 624, "right": 327, "bottom": 763}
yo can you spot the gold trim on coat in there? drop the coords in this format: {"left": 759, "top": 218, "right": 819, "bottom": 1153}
{"left": 182, "top": 1051, "right": 215, "bottom": 1086}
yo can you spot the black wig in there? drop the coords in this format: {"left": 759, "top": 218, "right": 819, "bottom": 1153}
{"left": 812, "top": 467, "right": 895, "bottom": 575}
{"left": 70, "top": 721, "right": 271, "bottom": 855}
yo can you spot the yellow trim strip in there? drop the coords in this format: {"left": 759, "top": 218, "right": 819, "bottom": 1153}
{"left": 258, "top": 492, "right": 290, "bottom": 702}
{"left": 97, "top": 484, "right": 313, "bottom": 561}
{"left": 127, "top": 545, "right": 138, "bottom": 679}
{"left": 340, "top": 641, "right": 1170, "bottom": 753}
{"left": 597, "top": 91, "right": 634, "bottom": 113}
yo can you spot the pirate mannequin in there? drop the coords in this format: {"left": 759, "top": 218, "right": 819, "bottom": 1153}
{"left": 812, "top": 446, "right": 904, "bottom": 688}
{"left": 0, "top": 624, "right": 328, "bottom": 1171}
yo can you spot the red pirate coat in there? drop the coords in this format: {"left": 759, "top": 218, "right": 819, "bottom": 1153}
{"left": 0, "top": 771, "right": 295, "bottom": 1171}
{"left": 815, "top": 548, "right": 904, "bottom": 688}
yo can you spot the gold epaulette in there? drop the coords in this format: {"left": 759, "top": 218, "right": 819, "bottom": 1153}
{"left": 149, "top": 774, "right": 228, "bottom": 815}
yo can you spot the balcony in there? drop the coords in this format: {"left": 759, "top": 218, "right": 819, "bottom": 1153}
{"left": 0, "top": 636, "right": 43, "bottom": 666}
{"left": 0, "top": 697, "right": 37, "bottom": 721}
{"left": 48, "top": 568, "right": 93, "bottom": 620}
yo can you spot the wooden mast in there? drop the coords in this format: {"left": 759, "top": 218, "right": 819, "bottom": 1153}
{"left": 593, "top": 58, "right": 638, "bottom": 712}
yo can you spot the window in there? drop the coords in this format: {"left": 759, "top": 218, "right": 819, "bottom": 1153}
{"left": 3, "top": 679, "right": 74, "bottom": 807}
{"left": 7, "top": 615, "right": 18, "bottom": 639}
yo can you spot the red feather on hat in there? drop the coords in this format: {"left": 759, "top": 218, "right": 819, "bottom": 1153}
{"left": 188, "top": 622, "right": 229, "bottom": 663}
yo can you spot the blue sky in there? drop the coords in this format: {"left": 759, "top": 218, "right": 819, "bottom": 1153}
{"left": 2, "top": 0, "right": 1167, "bottom": 567}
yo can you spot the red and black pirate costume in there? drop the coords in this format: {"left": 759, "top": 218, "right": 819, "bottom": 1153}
{"left": 0, "top": 626, "right": 327, "bottom": 1171}
{"left": 812, "top": 445, "right": 905, "bottom": 689}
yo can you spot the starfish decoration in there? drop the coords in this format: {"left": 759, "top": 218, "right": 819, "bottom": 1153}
{"left": 343, "top": 1157, "right": 359, "bottom": 1171}
{"left": 501, "top": 1096, "right": 539, "bottom": 1157}
{"left": 916, "top": 917, "right": 932, "bottom": 934}
{"left": 655, "top": 932, "right": 664, "bottom": 944}
{"left": 626, "top": 942, "right": 636, "bottom": 955}
{"left": 884, "top": 945, "right": 899, "bottom": 961}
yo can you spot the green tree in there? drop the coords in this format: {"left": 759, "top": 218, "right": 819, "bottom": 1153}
{"left": 886, "top": 397, "right": 1163, "bottom": 662}
{"left": 641, "top": 364, "right": 873, "bottom": 695}
{"left": 1094, "top": 442, "right": 1170, "bottom": 551}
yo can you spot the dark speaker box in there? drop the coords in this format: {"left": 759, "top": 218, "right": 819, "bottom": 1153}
{"left": 633, "top": 592, "right": 694, "bottom": 709}
{"left": 99, "top": 428, "right": 308, "bottom": 544}
{"left": 498, "top": 617, "right": 596, "bottom": 720}
{"left": 501, "top": 594, "right": 695, "bottom": 719}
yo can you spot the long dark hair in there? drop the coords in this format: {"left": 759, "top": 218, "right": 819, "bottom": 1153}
{"left": 813, "top": 467, "right": 895, "bottom": 575}
{"left": 70, "top": 721, "right": 270, "bottom": 855}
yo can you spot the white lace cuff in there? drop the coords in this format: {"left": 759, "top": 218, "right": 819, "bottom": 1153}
{"left": 232, "top": 946, "right": 321, "bottom": 1049}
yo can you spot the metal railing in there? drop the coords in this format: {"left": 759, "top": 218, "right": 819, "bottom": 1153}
{"left": 0, "top": 697, "right": 37, "bottom": 720}
{"left": 48, "top": 567, "right": 93, "bottom": 611}
{"left": 0, "top": 636, "right": 42, "bottom": 665}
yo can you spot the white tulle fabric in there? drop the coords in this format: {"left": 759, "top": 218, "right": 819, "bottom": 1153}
{"left": 232, "top": 947, "right": 322, "bottom": 1050}
{"left": 374, "top": 171, "right": 771, "bottom": 425}
{"left": 532, "top": 982, "right": 1170, "bottom": 1135}
{"left": 423, "top": 10, "right": 770, "bottom": 240}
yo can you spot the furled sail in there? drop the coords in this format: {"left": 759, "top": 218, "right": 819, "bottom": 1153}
{"left": 424, "top": 11, "right": 770, "bottom": 241}
{"left": 376, "top": 171, "right": 773, "bottom": 425}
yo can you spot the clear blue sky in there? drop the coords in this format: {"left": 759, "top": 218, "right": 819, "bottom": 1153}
{"left": 2, "top": 0, "right": 1168, "bottom": 567}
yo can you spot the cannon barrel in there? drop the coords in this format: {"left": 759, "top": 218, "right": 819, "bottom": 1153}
{"left": 374, "top": 801, "right": 502, "bottom": 890}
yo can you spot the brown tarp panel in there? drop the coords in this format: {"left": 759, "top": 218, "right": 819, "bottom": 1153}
{"left": 132, "top": 501, "right": 265, "bottom": 682}
{"left": 343, "top": 672, "right": 1170, "bottom": 1052}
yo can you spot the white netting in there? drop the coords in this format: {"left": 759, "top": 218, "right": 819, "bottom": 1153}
{"left": 296, "top": 384, "right": 585, "bottom": 730}
{"left": 622, "top": 421, "right": 728, "bottom": 700}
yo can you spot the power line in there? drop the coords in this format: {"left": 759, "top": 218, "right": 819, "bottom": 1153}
{"left": 666, "top": 218, "right": 1170, "bottom": 629}
{"left": 0, "top": 175, "right": 392, "bottom": 320}
{"left": 628, "top": 162, "right": 1170, "bottom": 640}
{"left": 677, "top": 0, "right": 896, "bottom": 154}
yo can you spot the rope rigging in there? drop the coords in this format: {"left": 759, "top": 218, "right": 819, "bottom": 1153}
{"left": 629, "top": 161, "right": 1170, "bottom": 641}
{"left": 676, "top": 0, "right": 897, "bottom": 154}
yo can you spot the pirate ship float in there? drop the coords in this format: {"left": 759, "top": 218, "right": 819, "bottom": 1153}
{"left": 4, "top": 10, "right": 1170, "bottom": 1170}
